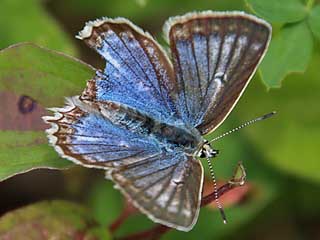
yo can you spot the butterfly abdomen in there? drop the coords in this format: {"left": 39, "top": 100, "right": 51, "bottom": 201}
{"left": 93, "top": 99, "right": 202, "bottom": 153}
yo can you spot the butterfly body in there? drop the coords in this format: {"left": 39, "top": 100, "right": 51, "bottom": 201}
{"left": 147, "top": 120, "right": 204, "bottom": 154}
{"left": 44, "top": 11, "right": 271, "bottom": 231}
{"left": 81, "top": 96, "right": 204, "bottom": 154}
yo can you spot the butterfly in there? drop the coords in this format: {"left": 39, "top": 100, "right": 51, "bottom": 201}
{"left": 43, "top": 11, "right": 271, "bottom": 231}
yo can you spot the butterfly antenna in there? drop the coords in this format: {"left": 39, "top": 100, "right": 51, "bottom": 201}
{"left": 209, "top": 111, "right": 276, "bottom": 144}
{"left": 206, "top": 157, "right": 227, "bottom": 224}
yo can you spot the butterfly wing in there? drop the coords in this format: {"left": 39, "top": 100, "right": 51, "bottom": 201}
{"left": 77, "top": 18, "right": 179, "bottom": 122}
{"left": 164, "top": 11, "right": 271, "bottom": 134}
{"left": 43, "top": 97, "right": 161, "bottom": 169}
{"left": 112, "top": 152, "right": 203, "bottom": 231}
{"left": 44, "top": 96, "right": 203, "bottom": 231}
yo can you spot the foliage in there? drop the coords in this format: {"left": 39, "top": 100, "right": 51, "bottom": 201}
{"left": 309, "top": 5, "right": 320, "bottom": 40}
{"left": 246, "top": 0, "right": 319, "bottom": 88}
{"left": 0, "top": 200, "right": 110, "bottom": 240}
{"left": 237, "top": 51, "right": 320, "bottom": 184}
{"left": 0, "top": 43, "right": 94, "bottom": 181}
{"left": 0, "top": 0, "right": 77, "bottom": 56}
{"left": 259, "top": 21, "right": 313, "bottom": 88}
{"left": 246, "top": 0, "right": 308, "bottom": 23}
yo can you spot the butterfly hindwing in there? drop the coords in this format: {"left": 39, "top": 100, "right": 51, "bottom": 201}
{"left": 44, "top": 96, "right": 203, "bottom": 231}
{"left": 112, "top": 153, "right": 203, "bottom": 231}
{"left": 43, "top": 97, "right": 160, "bottom": 169}
{"left": 164, "top": 11, "right": 271, "bottom": 134}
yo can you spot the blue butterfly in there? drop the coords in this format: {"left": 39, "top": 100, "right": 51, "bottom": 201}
{"left": 43, "top": 11, "right": 271, "bottom": 231}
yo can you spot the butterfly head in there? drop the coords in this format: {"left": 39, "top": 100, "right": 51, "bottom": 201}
{"left": 197, "top": 140, "right": 219, "bottom": 158}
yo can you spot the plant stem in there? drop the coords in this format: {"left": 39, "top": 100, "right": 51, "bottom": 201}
{"left": 109, "top": 200, "right": 138, "bottom": 233}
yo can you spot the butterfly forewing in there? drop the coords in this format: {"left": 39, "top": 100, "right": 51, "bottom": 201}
{"left": 165, "top": 11, "right": 271, "bottom": 134}
{"left": 78, "top": 18, "right": 179, "bottom": 122}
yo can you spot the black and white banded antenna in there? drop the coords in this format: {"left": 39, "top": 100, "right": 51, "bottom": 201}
{"left": 209, "top": 111, "right": 276, "bottom": 144}
{"left": 206, "top": 157, "right": 228, "bottom": 224}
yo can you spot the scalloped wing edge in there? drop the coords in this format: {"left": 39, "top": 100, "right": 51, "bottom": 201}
{"left": 42, "top": 96, "right": 111, "bottom": 171}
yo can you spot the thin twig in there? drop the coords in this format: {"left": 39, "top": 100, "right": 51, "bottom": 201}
{"left": 109, "top": 200, "right": 137, "bottom": 233}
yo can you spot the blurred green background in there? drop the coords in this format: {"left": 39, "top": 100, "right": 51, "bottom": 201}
{"left": 0, "top": 0, "right": 319, "bottom": 239}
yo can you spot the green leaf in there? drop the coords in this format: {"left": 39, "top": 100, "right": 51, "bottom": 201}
{"left": 236, "top": 50, "right": 320, "bottom": 184}
{"left": 308, "top": 5, "right": 320, "bottom": 40}
{"left": 0, "top": 43, "right": 95, "bottom": 106}
{"left": 0, "top": 131, "right": 71, "bottom": 181}
{"left": 0, "top": 200, "right": 110, "bottom": 240}
{"left": 0, "top": 0, "right": 77, "bottom": 56}
{"left": 134, "top": 0, "right": 149, "bottom": 7}
{"left": 0, "top": 43, "right": 95, "bottom": 181}
{"left": 246, "top": 0, "right": 308, "bottom": 24}
{"left": 260, "top": 21, "right": 313, "bottom": 88}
